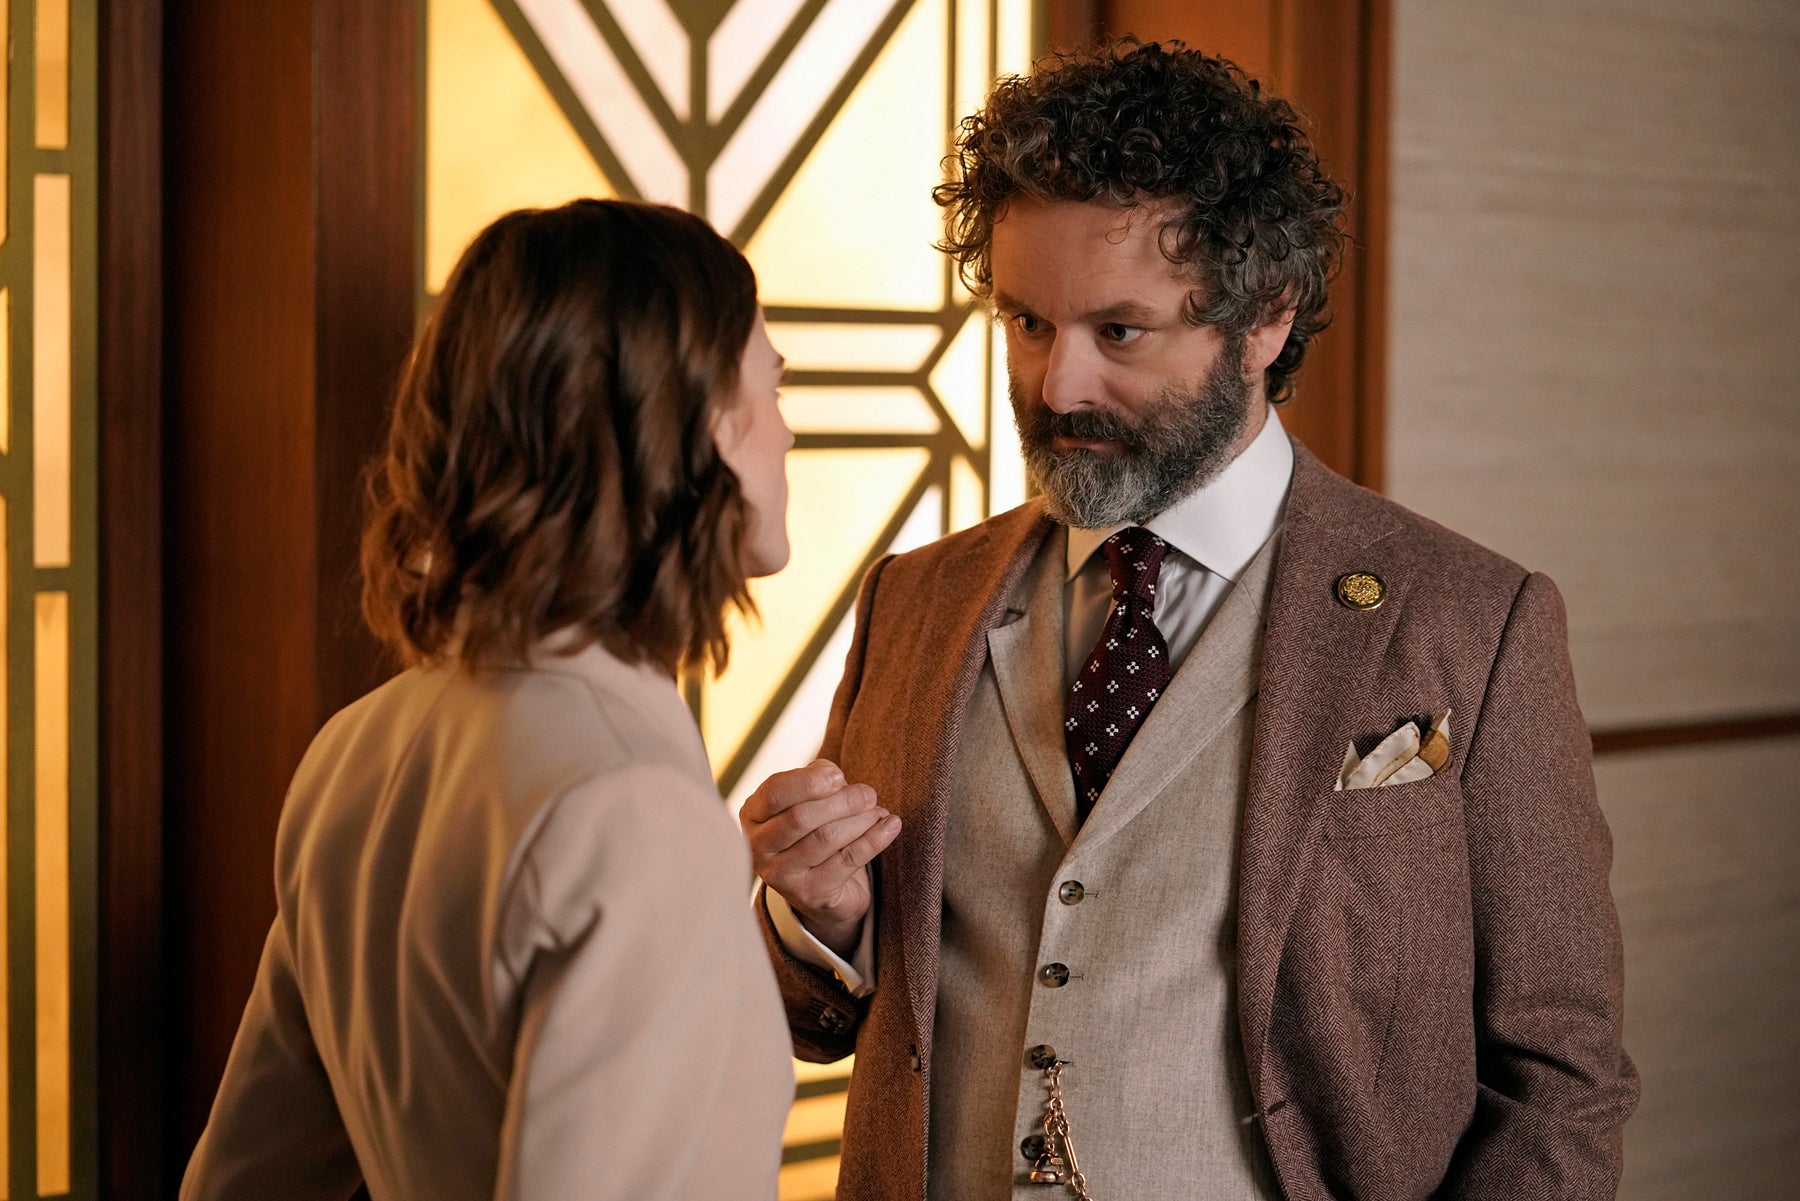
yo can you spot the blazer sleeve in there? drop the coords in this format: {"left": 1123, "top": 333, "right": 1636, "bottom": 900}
{"left": 495, "top": 766, "right": 789, "bottom": 1201}
{"left": 1438, "top": 571, "right": 1640, "bottom": 1197}
{"left": 754, "top": 552, "right": 894, "bottom": 1062}
{"left": 179, "top": 920, "right": 363, "bottom": 1201}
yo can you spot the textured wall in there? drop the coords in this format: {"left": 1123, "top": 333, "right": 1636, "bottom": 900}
{"left": 1387, "top": 0, "right": 1800, "bottom": 728}
{"left": 1387, "top": 2, "right": 1800, "bottom": 1193}
{"left": 1599, "top": 740, "right": 1800, "bottom": 1200}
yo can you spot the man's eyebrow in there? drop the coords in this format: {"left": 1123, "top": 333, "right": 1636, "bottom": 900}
{"left": 991, "top": 289, "right": 1031, "bottom": 312}
{"left": 1081, "top": 300, "right": 1165, "bottom": 324}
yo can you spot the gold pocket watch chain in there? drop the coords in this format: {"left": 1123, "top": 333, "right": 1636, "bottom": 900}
{"left": 1025, "top": 1060, "right": 1094, "bottom": 1200}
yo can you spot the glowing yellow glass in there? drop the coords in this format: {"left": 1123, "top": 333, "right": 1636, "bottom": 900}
{"left": 929, "top": 310, "right": 991, "bottom": 451}
{"left": 777, "top": 1157, "right": 839, "bottom": 1201}
{"left": 744, "top": 0, "right": 949, "bottom": 310}
{"left": 782, "top": 1088, "right": 849, "bottom": 1145}
{"left": 1, "top": 0, "right": 9, "bottom": 243}
{"left": 954, "top": 0, "right": 993, "bottom": 125}
{"left": 34, "top": 173, "right": 71, "bottom": 567}
{"left": 951, "top": 454, "right": 985, "bottom": 532}
{"left": 766, "top": 322, "right": 941, "bottom": 374}
{"left": 989, "top": 323, "right": 1027, "bottom": 511}
{"left": 426, "top": 0, "right": 613, "bottom": 291}
{"left": 997, "top": 0, "right": 1036, "bottom": 75}
{"left": 1, "top": 287, "right": 11, "bottom": 453}
{"left": 35, "top": 0, "right": 68, "bottom": 149}
{"left": 781, "top": 386, "right": 939, "bottom": 435}
{"left": 424, "top": 4, "right": 1043, "bottom": 1179}
{"left": 0, "top": 497, "right": 8, "bottom": 1194}
{"left": 779, "top": 1058, "right": 852, "bottom": 1201}
{"left": 35, "top": 590, "right": 70, "bottom": 1195}
{"left": 705, "top": 448, "right": 930, "bottom": 769}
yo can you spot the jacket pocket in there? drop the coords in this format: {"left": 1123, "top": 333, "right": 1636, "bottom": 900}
{"left": 1323, "top": 771, "right": 1463, "bottom": 840}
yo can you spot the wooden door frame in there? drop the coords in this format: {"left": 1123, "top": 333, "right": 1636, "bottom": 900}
{"left": 1048, "top": 0, "right": 1391, "bottom": 489}
{"left": 99, "top": 0, "right": 416, "bottom": 1194}
{"left": 98, "top": 0, "right": 165, "bottom": 1195}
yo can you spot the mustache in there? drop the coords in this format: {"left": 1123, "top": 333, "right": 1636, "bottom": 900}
{"left": 1019, "top": 404, "right": 1150, "bottom": 453}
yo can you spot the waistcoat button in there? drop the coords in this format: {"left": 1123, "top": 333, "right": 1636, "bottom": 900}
{"left": 1021, "top": 1134, "right": 1047, "bottom": 1161}
{"left": 1058, "top": 880, "right": 1085, "bottom": 905}
{"left": 1026, "top": 1044, "right": 1058, "bottom": 1070}
{"left": 1039, "top": 962, "right": 1070, "bottom": 988}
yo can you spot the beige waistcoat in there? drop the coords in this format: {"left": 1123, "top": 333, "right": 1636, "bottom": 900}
{"left": 928, "top": 527, "right": 1282, "bottom": 1200}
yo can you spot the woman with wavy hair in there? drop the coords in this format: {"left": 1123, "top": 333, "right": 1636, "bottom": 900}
{"left": 183, "top": 199, "right": 796, "bottom": 1200}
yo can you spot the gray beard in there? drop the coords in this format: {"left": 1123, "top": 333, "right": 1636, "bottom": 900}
{"left": 1012, "top": 340, "right": 1252, "bottom": 528}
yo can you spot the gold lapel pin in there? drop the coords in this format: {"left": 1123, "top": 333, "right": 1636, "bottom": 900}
{"left": 1335, "top": 571, "right": 1385, "bottom": 611}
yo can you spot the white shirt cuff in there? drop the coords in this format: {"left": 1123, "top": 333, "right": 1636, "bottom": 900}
{"left": 759, "top": 877, "right": 877, "bottom": 998}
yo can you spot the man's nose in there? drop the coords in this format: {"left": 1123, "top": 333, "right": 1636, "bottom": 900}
{"left": 1040, "top": 335, "right": 1101, "bottom": 413}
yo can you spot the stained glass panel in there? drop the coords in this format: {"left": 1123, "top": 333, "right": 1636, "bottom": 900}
{"left": 33, "top": 593, "right": 69, "bottom": 1196}
{"left": 426, "top": 0, "right": 613, "bottom": 291}
{"left": 33, "top": 0, "right": 67, "bottom": 149}
{"left": 8, "top": 0, "right": 97, "bottom": 1192}
{"left": 743, "top": 0, "right": 948, "bottom": 312}
{"left": 0, "top": 495, "right": 8, "bottom": 1194}
{"left": 32, "top": 175, "right": 71, "bottom": 569}
{"left": 422, "top": 6, "right": 1044, "bottom": 1192}
{"left": 1, "top": 289, "right": 11, "bottom": 453}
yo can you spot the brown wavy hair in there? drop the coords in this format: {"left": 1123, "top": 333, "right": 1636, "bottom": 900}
{"left": 361, "top": 199, "right": 758, "bottom": 675}
{"left": 935, "top": 39, "right": 1347, "bottom": 403}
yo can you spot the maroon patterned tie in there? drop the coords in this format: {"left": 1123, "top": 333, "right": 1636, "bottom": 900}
{"left": 1065, "top": 527, "right": 1172, "bottom": 822}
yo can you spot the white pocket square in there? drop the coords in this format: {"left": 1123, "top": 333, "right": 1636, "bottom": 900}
{"left": 1337, "top": 710, "right": 1452, "bottom": 791}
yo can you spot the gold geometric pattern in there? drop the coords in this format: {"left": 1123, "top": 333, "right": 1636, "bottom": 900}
{"left": 424, "top": 4, "right": 1043, "bottom": 1193}
{"left": 0, "top": 0, "right": 98, "bottom": 1196}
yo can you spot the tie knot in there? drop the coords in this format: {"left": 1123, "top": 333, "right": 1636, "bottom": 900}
{"left": 1102, "top": 526, "right": 1168, "bottom": 603}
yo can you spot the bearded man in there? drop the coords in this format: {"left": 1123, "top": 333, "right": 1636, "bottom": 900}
{"left": 741, "top": 41, "right": 1637, "bottom": 1200}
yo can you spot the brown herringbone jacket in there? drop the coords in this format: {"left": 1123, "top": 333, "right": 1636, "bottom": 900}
{"left": 761, "top": 443, "right": 1638, "bottom": 1200}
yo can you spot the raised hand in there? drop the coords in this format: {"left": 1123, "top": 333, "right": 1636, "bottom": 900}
{"left": 740, "top": 760, "right": 901, "bottom": 958}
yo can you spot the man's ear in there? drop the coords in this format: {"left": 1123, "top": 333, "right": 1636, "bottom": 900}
{"left": 1243, "top": 307, "right": 1296, "bottom": 376}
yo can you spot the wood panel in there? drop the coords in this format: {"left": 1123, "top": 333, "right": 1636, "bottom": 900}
{"left": 164, "top": 0, "right": 321, "bottom": 1169}
{"left": 312, "top": 0, "right": 417, "bottom": 712}
{"left": 1107, "top": 0, "right": 1275, "bottom": 77}
{"left": 1597, "top": 737, "right": 1800, "bottom": 1197}
{"left": 1050, "top": 0, "right": 1388, "bottom": 488}
{"left": 1384, "top": 0, "right": 1800, "bottom": 730}
{"left": 99, "top": 0, "right": 167, "bottom": 1195}
{"left": 162, "top": 0, "right": 415, "bottom": 1183}
{"left": 1592, "top": 711, "right": 1800, "bottom": 757}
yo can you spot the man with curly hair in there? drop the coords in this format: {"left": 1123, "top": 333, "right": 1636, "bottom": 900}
{"left": 742, "top": 40, "right": 1636, "bottom": 1200}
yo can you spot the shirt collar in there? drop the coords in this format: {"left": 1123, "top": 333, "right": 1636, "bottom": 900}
{"left": 1065, "top": 406, "right": 1294, "bottom": 583}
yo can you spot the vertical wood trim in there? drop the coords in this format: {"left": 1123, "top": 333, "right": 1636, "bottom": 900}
{"left": 1266, "top": 0, "right": 1380, "bottom": 487}
{"left": 1048, "top": 0, "right": 1103, "bottom": 51}
{"left": 1353, "top": 0, "right": 1389, "bottom": 492}
{"left": 312, "top": 0, "right": 415, "bottom": 714}
{"left": 97, "top": 0, "right": 165, "bottom": 1195}
{"left": 163, "top": 0, "right": 320, "bottom": 1168}
{"left": 163, "top": 0, "right": 418, "bottom": 1178}
{"left": 1046, "top": 0, "right": 1388, "bottom": 489}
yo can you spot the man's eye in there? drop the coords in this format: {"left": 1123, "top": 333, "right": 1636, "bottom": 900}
{"left": 1012, "top": 313, "right": 1046, "bottom": 335}
{"left": 1100, "top": 323, "right": 1145, "bottom": 345}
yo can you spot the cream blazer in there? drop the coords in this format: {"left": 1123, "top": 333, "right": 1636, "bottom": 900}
{"left": 182, "top": 644, "right": 792, "bottom": 1201}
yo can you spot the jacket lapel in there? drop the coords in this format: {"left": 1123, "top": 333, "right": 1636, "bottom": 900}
{"left": 895, "top": 503, "right": 1057, "bottom": 1049}
{"left": 1236, "top": 442, "right": 1408, "bottom": 1096}
{"left": 1072, "top": 526, "right": 1282, "bottom": 854}
{"left": 987, "top": 526, "right": 1079, "bottom": 847}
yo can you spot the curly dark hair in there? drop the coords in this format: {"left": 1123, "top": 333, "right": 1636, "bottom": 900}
{"left": 934, "top": 39, "right": 1347, "bottom": 403}
{"left": 361, "top": 199, "right": 758, "bottom": 675}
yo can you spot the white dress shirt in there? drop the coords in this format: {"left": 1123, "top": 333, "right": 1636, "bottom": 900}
{"left": 766, "top": 409, "right": 1295, "bottom": 994}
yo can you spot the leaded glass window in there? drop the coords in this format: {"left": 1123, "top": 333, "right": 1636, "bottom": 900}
{"left": 2, "top": 0, "right": 98, "bottom": 1197}
{"left": 422, "top": 2, "right": 1043, "bottom": 1193}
